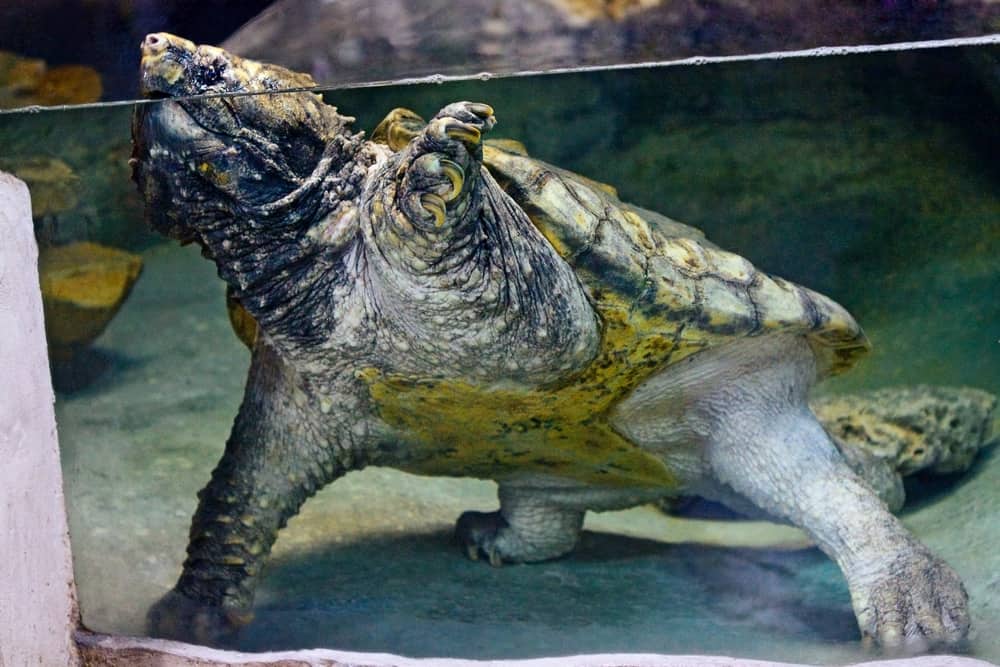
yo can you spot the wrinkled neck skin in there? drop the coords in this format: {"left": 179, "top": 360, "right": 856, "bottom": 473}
{"left": 142, "top": 98, "right": 599, "bottom": 395}
{"left": 205, "top": 130, "right": 371, "bottom": 349}
{"left": 356, "top": 152, "right": 601, "bottom": 385}
{"left": 148, "top": 102, "right": 371, "bottom": 353}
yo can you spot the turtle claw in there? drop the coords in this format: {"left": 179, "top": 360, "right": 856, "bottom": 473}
{"left": 441, "top": 120, "right": 482, "bottom": 147}
{"left": 426, "top": 116, "right": 484, "bottom": 150}
{"left": 852, "top": 548, "right": 970, "bottom": 651}
{"left": 390, "top": 101, "right": 495, "bottom": 231}
{"left": 371, "top": 107, "right": 426, "bottom": 151}
{"left": 428, "top": 101, "right": 496, "bottom": 150}
{"left": 420, "top": 193, "right": 447, "bottom": 227}
{"left": 438, "top": 158, "right": 465, "bottom": 201}
{"left": 455, "top": 509, "right": 510, "bottom": 567}
{"left": 147, "top": 588, "right": 250, "bottom": 646}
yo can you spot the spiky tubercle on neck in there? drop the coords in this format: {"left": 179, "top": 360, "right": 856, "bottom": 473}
{"left": 199, "top": 130, "right": 370, "bottom": 347}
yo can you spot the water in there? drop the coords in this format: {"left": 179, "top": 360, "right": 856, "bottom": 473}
{"left": 2, "top": 45, "right": 998, "bottom": 662}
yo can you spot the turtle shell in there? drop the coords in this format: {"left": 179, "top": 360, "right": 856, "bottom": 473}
{"left": 481, "top": 142, "right": 871, "bottom": 378}
{"left": 369, "top": 109, "right": 869, "bottom": 376}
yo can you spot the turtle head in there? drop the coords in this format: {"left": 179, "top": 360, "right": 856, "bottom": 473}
{"left": 131, "top": 33, "right": 358, "bottom": 246}
{"left": 137, "top": 31, "right": 317, "bottom": 103}
{"left": 131, "top": 34, "right": 369, "bottom": 345}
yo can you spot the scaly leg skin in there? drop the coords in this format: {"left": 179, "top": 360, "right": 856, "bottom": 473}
{"left": 703, "top": 339, "right": 970, "bottom": 652}
{"left": 456, "top": 483, "right": 585, "bottom": 566}
{"left": 147, "top": 342, "right": 364, "bottom": 645}
{"left": 391, "top": 101, "right": 495, "bottom": 230}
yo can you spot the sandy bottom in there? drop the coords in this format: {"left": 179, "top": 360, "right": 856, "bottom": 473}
{"left": 57, "top": 244, "right": 998, "bottom": 663}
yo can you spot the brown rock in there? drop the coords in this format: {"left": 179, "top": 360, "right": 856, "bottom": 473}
{"left": 811, "top": 385, "right": 997, "bottom": 511}
{"left": 33, "top": 64, "right": 102, "bottom": 106}
{"left": 0, "top": 50, "right": 101, "bottom": 109}
{"left": 39, "top": 242, "right": 143, "bottom": 360}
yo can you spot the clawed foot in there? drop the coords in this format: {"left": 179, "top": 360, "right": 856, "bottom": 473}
{"left": 455, "top": 510, "right": 509, "bottom": 567}
{"left": 147, "top": 589, "right": 252, "bottom": 646}
{"left": 396, "top": 101, "right": 495, "bottom": 229}
{"left": 371, "top": 107, "right": 426, "bottom": 151}
{"left": 853, "top": 549, "right": 970, "bottom": 652}
{"left": 427, "top": 102, "right": 496, "bottom": 150}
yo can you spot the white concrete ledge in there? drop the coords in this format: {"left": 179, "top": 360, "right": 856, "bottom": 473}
{"left": 0, "top": 171, "right": 78, "bottom": 665}
{"left": 74, "top": 632, "right": 997, "bottom": 667}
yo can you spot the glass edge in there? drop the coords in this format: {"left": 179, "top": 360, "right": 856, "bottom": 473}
{"left": 1, "top": 33, "right": 998, "bottom": 116}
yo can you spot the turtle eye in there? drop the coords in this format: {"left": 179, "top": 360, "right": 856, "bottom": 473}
{"left": 197, "top": 57, "right": 227, "bottom": 89}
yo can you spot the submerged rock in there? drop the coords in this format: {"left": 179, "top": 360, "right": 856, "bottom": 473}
{"left": 812, "top": 385, "right": 997, "bottom": 511}
{"left": 0, "top": 156, "right": 80, "bottom": 218}
{"left": 39, "top": 241, "right": 143, "bottom": 362}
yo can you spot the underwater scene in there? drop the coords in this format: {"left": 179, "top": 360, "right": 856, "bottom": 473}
{"left": 1, "top": 40, "right": 998, "bottom": 663}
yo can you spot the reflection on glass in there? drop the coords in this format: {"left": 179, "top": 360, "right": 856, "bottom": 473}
{"left": 1, "top": 0, "right": 999, "bottom": 107}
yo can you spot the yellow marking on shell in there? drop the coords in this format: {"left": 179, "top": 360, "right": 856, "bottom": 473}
{"left": 708, "top": 249, "right": 754, "bottom": 283}
{"left": 700, "top": 281, "right": 749, "bottom": 328}
{"left": 621, "top": 210, "right": 655, "bottom": 250}
{"left": 221, "top": 555, "right": 245, "bottom": 566}
{"left": 659, "top": 238, "right": 708, "bottom": 275}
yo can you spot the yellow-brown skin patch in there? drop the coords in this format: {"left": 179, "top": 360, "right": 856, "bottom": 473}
{"left": 359, "top": 286, "right": 734, "bottom": 489}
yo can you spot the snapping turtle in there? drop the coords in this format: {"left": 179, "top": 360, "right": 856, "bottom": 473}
{"left": 131, "top": 33, "right": 971, "bottom": 650}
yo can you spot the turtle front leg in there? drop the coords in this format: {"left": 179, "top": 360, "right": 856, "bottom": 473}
{"left": 147, "top": 343, "right": 368, "bottom": 645}
{"left": 456, "top": 482, "right": 585, "bottom": 566}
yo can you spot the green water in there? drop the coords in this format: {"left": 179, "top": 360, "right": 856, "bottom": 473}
{"left": 2, "top": 45, "right": 998, "bottom": 662}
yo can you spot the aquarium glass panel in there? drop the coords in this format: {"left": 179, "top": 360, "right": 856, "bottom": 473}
{"left": 1, "top": 40, "right": 998, "bottom": 664}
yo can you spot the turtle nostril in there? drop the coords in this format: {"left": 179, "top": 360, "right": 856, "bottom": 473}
{"left": 143, "top": 33, "right": 167, "bottom": 54}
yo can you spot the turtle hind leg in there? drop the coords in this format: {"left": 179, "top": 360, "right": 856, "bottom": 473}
{"left": 455, "top": 483, "right": 584, "bottom": 566}
{"left": 698, "top": 337, "right": 970, "bottom": 650}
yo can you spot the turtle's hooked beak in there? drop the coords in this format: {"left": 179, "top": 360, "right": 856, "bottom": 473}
{"left": 138, "top": 32, "right": 198, "bottom": 99}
